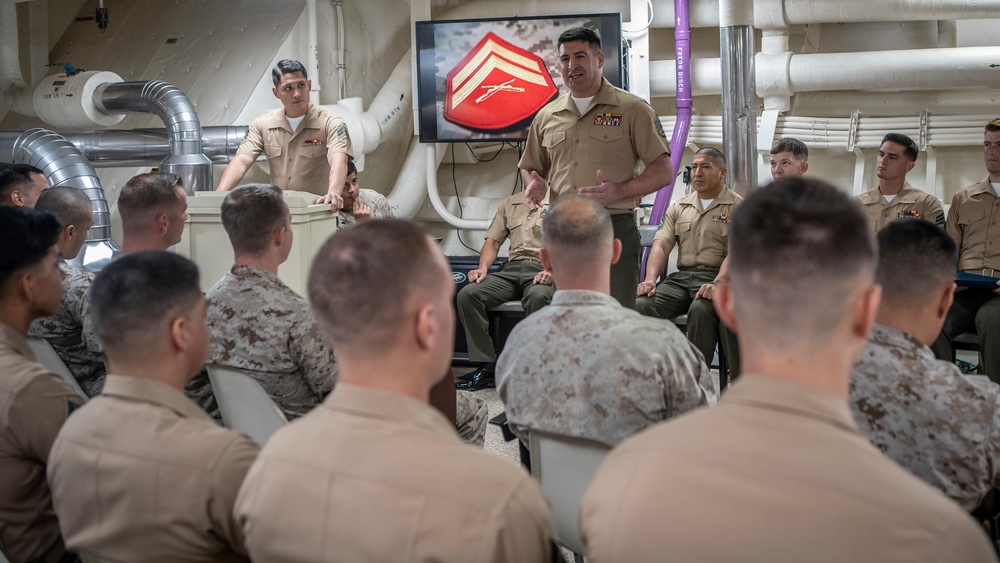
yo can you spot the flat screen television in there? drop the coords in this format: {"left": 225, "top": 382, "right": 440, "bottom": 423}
{"left": 415, "top": 13, "right": 624, "bottom": 143}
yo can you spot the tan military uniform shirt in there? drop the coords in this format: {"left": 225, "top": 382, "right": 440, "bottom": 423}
{"left": 28, "top": 262, "right": 106, "bottom": 397}
{"left": 855, "top": 182, "right": 944, "bottom": 233}
{"left": 235, "top": 383, "right": 557, "bottom": 562}
{"left": 47, "top": 375, "right": 259, "bottom": 562}
{"left": 654, "top": 188, "right": 742, "bottom": 270}
{"left": 579, "top": 375, "right": 996, "bottom": 562}
{"left": 0, "top": 323, "right": 83, "bottom": 563}
{"left": 948, "top": 178, "right": 1000, "bottom": 273}
{"left": 207, "top": 265, "right": 337, "bottom": 420}
{"left": 851, "top": 324, "right": 1000, "bottom": 511}
{"left": 485, "top": 191, "right": 546, "bottom": 262}
{"left": 497, "top": 290, "right": 716, "bottom": 447}
{"left": 337, "top": 188, "right": 395, "bottom": 227}
{"left": 236, "top": 104, "right": 353, "bottom": 196}
{"left": 518, "top": 78, "right": 670, "bottom": 212}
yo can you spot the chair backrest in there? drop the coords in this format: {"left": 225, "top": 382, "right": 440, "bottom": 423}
{"left": 638, "top": 224, "right": 659, "bottom": 248}
{"left": 528, "top": 430, "right": 611, "bottom": 555}
{"left": 205, "top": 365, "right": 288, "bottom": 446}
{"left": 25, "top": 336, "right": 87, "bottom": 397}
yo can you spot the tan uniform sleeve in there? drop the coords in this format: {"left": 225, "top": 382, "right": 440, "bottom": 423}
{"left": 924, "top": 194, "right": 945, "bottom": 228}
{"left": 486, "top": 477, "right": 557, "bottom": 563}
{"left": 654, "top": 203, "right": 680, "bottom": 244}
{"left": 629, "top": 101, "right": 671, "bottom": 167}
{"left": 324, "top": 115, "right": 354, "bottom": 159}
{"left": 518, "top": 119, "right": 550, "bottom": 178}
{"left": 8, "top": 374, "right": 84, "bottom": 462}
{"left": 206, "top": 435, "right": 260, "bottom": 556}
{"left": 947, "top": 192, "right": 962, "bottom": 246}
{"left": 935, "top": 513, "right": 998, "bottom": 562}
{"left": 235, "top": 117, "right": 265, "bottom": 160}
{"left": 485, "top": 202, "right": 511, "bottom": 245}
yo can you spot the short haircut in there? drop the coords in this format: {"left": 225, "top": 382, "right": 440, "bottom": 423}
{"left": 346, "top": 160, "right": 357, "bottom": 177}
{"left": 881, "top": 132, "right": 918, "bottom": 161}
{"left": 89, "top": 251, "right": 202, "bottom": 355}
{"left": 728, "top": 177, "right": 875, "bottom": 347}
{"left": 876, "top": 219, "right": 957, "bottom": 309}
{"left": 0, "top": 164, "right": 44, "bottom": 203}
{"left": 309, "top": 220, "right": 442, "bottom": 352}
{"left": 34, "top": 186, "right": 93, "bottom": 229}
{"left": 118, "top": 173, "right": 183, "bottom": 227}
{"left": 770, "top": 138, "right": 809, "bottom": 161}
{"left": 221, "top": 184, "right": 288, "bottom": 255}
{"left": 986, "top": 118, "right": 1000, "bottom": 133}
{"left": 272, "top": 59, "right": 308, "bottom": 86}
{"left": 695, "top": 147, "right": 726, "bottom": 169}
{"left": 558, "top": 27, "right": 601, "bottom": 50}
{"left": 541, "top": 195, "right": 612, "bottom": 258}
{"left": 0, "top": 206, "right": 61, "bottom": 291}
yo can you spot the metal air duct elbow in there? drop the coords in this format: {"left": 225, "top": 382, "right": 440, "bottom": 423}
{"left": 0, "top": 128, "right": 119, "bottom": 270}
{"left": 94, "top": 81, "right": 213, "bottom": 193}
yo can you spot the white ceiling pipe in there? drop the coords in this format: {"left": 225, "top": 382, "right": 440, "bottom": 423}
{"left": 649, "top": 59, "right": 723, "bottom": 96}
{"left": 0, "top": 2, "right": 34, "bottom": 116}
{"left": 649, "top": 46, "right": 1000, "bottom": 98}
{"left": 437, "top": 0, "right": 630, "bottom": 20}
{"left": 649, "top": 0, "right": 1000, "bottom": 29}
{"left": 786, "top": 47, "right": 1000, "bottom": 93}
{"left": 424, "top": 144, "right": 492, "bottom": 230}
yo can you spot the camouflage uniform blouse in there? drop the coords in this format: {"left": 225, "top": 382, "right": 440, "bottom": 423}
{"left": 851, "top": 323, "right": 1000, "bottom": 510}
{"left": 206, "top": 265, "right": 337, "bottom": 420}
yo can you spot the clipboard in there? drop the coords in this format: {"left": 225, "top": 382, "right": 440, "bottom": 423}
{"left": 956, "top": 272, "right": 1000, "bottom": 289}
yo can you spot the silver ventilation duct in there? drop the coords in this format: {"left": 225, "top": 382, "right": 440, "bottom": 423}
{"left": 56, "top": 126, "right": 247, "bottom": 167}
{"left": 94, "top": 81, "right": 214, "bottom": 193}
{"left": 0, "top": 128, "right": 119, "bottom": 270}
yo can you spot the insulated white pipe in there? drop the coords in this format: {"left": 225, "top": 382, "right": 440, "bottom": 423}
{"left": 785, "top": 47, "right": 1000, "bottom": 93}
{"left": 385, "top": 136, "right": 446, "bottom": 219}
{"left": 439, "top": 0, "right": 630, "bottom": 20}
{"left": 0, "top": 3, "right": 27, "bottom": 94}
{"left": 650, "top": 0, "right": 1000, "bottom": 28}
{"left": 424, "top": 144, "right": 491, "bottom": 230}
{"left": 649, "top": 46, "right": 1000, "bottom": 97}
{"left": 306, "top": 0, "right": 320, "bottom": 104}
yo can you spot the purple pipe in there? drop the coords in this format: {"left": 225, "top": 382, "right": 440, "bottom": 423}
{"left": 641, "top": 0, "right": 692, "bottom": 280}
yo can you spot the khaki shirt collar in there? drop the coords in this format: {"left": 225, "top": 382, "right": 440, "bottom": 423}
{"left": 553, "top": 78, "right": 620, "bottom": 117}
{"left": 722, "top": 373, "right": 860, "bottom": 434}
{"left": 101, "top": 375, "right": 212, "bottom": 421}
{"left": 969, "top": 177, "right": 998, "bottom": 198}
{"left": 509, "top": 191, "right": 549, "bottom": 208}
{"left": 268, "top": 103, "right": 320, "bottom": 135}
{"left": 870, "top": 323, "right": 935, "bottom": 363}
{"left": 0, "top": 321, "right": 34, "bottom": 361}
{"left": 858, "top": 181, "right": 920, "bottom": 205}
{"left": 323, "top": 382, "right": 458, "bottom": 440}
{"left": 678, "top": 186, "right": 736, "bottom": 213}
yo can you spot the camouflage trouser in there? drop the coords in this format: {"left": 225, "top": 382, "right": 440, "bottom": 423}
{"left": 456, "top": 391, "right": 488, "bottom": 449}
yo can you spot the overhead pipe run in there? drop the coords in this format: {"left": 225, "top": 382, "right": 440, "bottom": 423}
{"left": 0, "top": 129, "right": 118, "bottom": 270}
{"left": 94, "top": 81, "right": 213, "bottom": 193}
